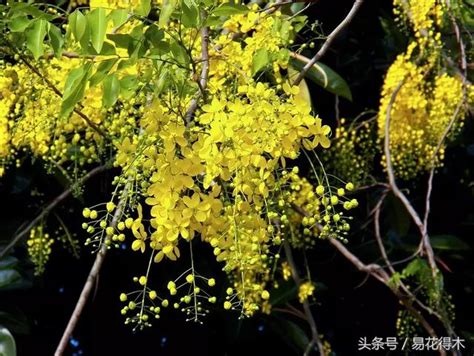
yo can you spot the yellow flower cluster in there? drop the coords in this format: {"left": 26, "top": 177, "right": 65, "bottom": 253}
{"left": 281, "top": 261, "right": 292, "bottom": 281}
{"left": 209, "top": 7, "right": 294, "bottom": 90}
{"left": 90, "top": 0, "right": 141, "bottom": 9}
{"left": 279, "top": 168, "right": 357, "bottom": 247}
{"left": 322, "top": 118, "right": 375, "bottom": 184}
{"left": 394, "top": 0, "right": 443, "bottom": 45}
{"left": 113, "top": 80, "right": 332, "bottom": 316}
{"left": 27, "top": 225, "right": 54, "bottom": 276}
{"left": 0, "top": 0, "right": 357, "bottom": 325}
{"left": 378, "top": 0, "right": 469, "bottom": 179}
{"left": 0, "top": 58, "right": 104, "bottom": 176}
{"left": 0, "top": 73, "right": 14, "bottom": 174}
{"left": 298, "top": 281, "right": 315, "bottom": 303}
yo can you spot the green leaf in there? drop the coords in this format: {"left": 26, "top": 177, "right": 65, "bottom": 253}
{"left": 48, "top": 24, "right": 64, "bottom": 58}
{"left": 290, "top": 58, "right": 353, "bottom": 101}
{"left": 159, "top": 0, "right": 178, "bottom": 28}
{"left": 290, "top": 2, "right": 305, "bottom": 14}
{"left": 120, "top": 75, "right": 139, "bottom": 99}
{"left": 0, "top": 310, "right": 30, "bottom": 335}
{"left": 8, "top": 16, "right": 30, "bottom": 32}
{"left": 252, "top": 48, "right": 269, "bottom": 75}
{"left": 69, "top": 10, "right": 88, "bottom": 42}
{"left": 87, "top": 8, "right": 107, "bottom": 53}
{"left": 269, "top": 280, "right": 297, "bottom": 306}
{"left": 148, "top": 43, "right": 170, "bottom": 56}
{"left": 90, "top": 58, "right": 118, "bottom": 87}
{"left": 108, "top": 8, "right": 129, "bottom": 28}
{"left": 61, "top": 63, "right": 92, "bottom": 118}
{"left": 0, "top": 327, "right": 16, "bottom": 356}
{"left": 213, "top": 3, "right": 249, "bottom": 16}
{"left": 9, "top": 3, "right": 53, "bottom": 20}
{"left": 402, "top": 258, "right": 427, "bottom": 278}
{"left": 154, "top": 69, "right": 168, "bottom": 95}
{"left": 267, "top": 317, "right": 309, "bottom": 353}
{"left": 182, "top": 2, "right": 199, "bottom": 28}
{"left": 279, "top": 20, "right": 292, "bottom": 42}
{"left": 430, "top": 235, "right": 470, "bottom": 251}
{"left": 107, "top": 34, "right": 132, "bottom": 49}
{"left": 116, "top": 59, "right": 133, "bottom": 71}
{"left": 144, "top": 25, "right": 165, "bottom": 46}
{"left": 136, "top": 0, "right": 151, "bottom": 16}
{"left": 170, "top": 41, "right": 189, "bottom": 66}
{"left": 204, "top": 15, "right": 221, "bottom": 27}
{"left": 25, "top": 19, "right": 48, "bottom": 60}
{"left": 0, "top": 270, "right": 21, "bottom": 289}
{"left": 98, "top": 41, "right": 116, "bottom": 56}
{"left": 0, "top": 256, "right": 18, "bottom": 270}
{"left": 102, "top": 74, "right": 120, "bottom": 107}
{"left": 288, "top": 66, "right": 312, "bottom": 106}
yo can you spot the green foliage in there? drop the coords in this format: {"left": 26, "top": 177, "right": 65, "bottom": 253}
{"left": 87, "top": 8, "right": 107, "bottom": 53}
{"left": 0, "top": 327, "right": 16, "bottom": 356}
{"left": 290, "top": 58, "right": 353, "bottom": 101}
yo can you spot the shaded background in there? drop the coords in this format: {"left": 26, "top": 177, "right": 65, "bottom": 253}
{"left": 1, "top": 0, "right": 474, "bottom": 355}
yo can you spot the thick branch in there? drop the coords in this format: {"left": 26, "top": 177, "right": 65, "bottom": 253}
{"left": 54, "top": 184, "right": 129, "bottom": 356}
{"left": 0, "top": 165, "right": 108, "bottom": 259}
{"left": 292, "top": 0, "right": 364, "bottom": 86}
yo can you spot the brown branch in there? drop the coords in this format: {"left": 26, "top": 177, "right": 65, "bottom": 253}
{"left": 185, "top": 22, "right": 210, "bottom": 125}
{"left": 5, "top": 42, "right": 108, "bottom": 139}
{"left": 273, "top": 306, "right": 307, "bottom": 322}
{"left": 0, "top": 165, "right": 108, "bottom": 259}
{"left": 373, "top": 195, "right": 452, "bottom": 334}
{"left": 383, "top": 80, "right": 438, "bottom": 278}
{"left": 422, "top": 91, "right": 466, "bottom": 232}
{"left": 328, "top": 239, "right": 442, "bottom": 346}
{"left": 423, "top": 0, "right": 468, "bottom": 235}
{"left": 373, "top": 192, "right": 393, "bottom": 273}
{"left": 292, "top": 0, "right": 364, "bottom": 86}
{"left": 283, "top": 242, "right": 325, "bottom": 356}
{"left": 290, "top": 202, "right": 444, "bottom": 344}
{"left": 54, "top": 184, "right": 129, "bottom": 356}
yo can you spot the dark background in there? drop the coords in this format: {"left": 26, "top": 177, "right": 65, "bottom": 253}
{"left": 1, "top": 0, "right": 473, "bottom": 355}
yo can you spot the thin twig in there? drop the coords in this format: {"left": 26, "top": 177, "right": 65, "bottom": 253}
{"left": 0, "top": 165, "right": 108, "bottom": 259}
{"left": 373, "top": 192, "right": 393, "bottom": 272}
{"left": 383, "top": 80, "right": 438, "bottom": 278}
{"left": 422, "top": 91, "right": 466, "bottom": 232}
{"left": 422, "top": 0, "right": 468, "bottom": 235}
{"left": 4, "top": 41, "right": 108, "bottom": 139}
{"left": 328, "top": 239, "right": 442, "bottom": 347}
{"left": 292, "top": 0, "right": 364, "bottom": 86}
{"left": 283, "top": 242, "right": 325, "bottom": 356}
{"left": 54, "top": 183, "right": 130, "bottom": 356}
{"left": 373, "top": 196, "right": 451, "bottom": 333}
{"left": 185, "top": 21, "right": 210, "bottom": 125}
{"left": 290, "top": 203, "right": 443, "bottom": 344}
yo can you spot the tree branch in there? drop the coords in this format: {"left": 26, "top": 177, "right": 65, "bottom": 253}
{"left": 7, "top": 43, "right": 108, "bottom": 139}
{"left": 0, "top": 165, "right": 108, "bottom": 259}
{"left": 328, "top": 239, "right": 442, "bottom": 347}
{"left": 54, "top": 183, "right": 130, "bottom": 356}
{"left": 185, "top": 22, "right": 210, "bottom": 125}
{"left": 383, "top": 80, "right": 438, "bottom": 278}
{"left": 283, "top": 242, "right": 325, "bottom": 356}
{"left": 292, "top": 0, "right": 364, "bottom": 86}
